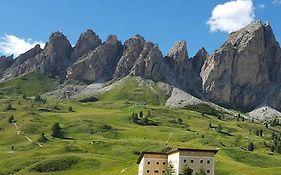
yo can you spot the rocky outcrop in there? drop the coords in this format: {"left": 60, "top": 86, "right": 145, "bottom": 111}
{"left": 3, "top": 32, "right": 72, "bottom": 79}
{"left": 200, "top": 21, "right": 281, "bottom": 110}
{"left": 0, "top": 55, "right": 14, "bottom": 75}
{"left": 129, "top": 42, "right": 165, "bottom": 82}
{"left": 166, "top": 41, "right": 193, "bottom": 88}
{"left": 192, "top": 47, "right": 208, "bottom": 74}
{"left": 12, "top": 44, "right": 42, "bottom": 67}
{"left": 66, "top": 35, "right": 123, "bottom": 82}
{"left": 70, "top": 29, "right": 101, "bottom": 62}
{"left": 114, "top": 35, "right": 146, "bottom": 78}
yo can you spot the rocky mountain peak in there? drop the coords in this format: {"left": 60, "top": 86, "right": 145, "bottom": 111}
{"left": 113, "top": 35, "right": 146, "bottom": 79}
{"left": 167, "top": 40, "right": 188, "bottom": 61}
{"left": 106, "top": 35, "right": 119, "bottom": 45}
{"left": 13, "top": 44, "right": 43, "bottom": 67}
{"left": 129, "top": 41, "right": 165, "bottom": 81}
{"left": 66, "top": 34, "right": 123, "bottom": 82}
{"left": 200, "top": 20, "right": 281, "bottom": 110}
{"left": 220, "top": 21, "right": 263, "bottom": 53}
{"left": 192, "top": 47, "right": 208, "bottom": 74}
{"left": 71, "top": 29, "right": 101, "bottom": 62}
{"left": 45, "top": 31, "right": 72, "bottom": 55}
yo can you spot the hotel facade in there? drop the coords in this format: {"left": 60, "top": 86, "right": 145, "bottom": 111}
{"left": 137, "top": 148, "right": 218, "bottom": 175}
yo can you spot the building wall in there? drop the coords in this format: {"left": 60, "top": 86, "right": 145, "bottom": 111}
{"left": 142, "top": 154, "right": 168, "bottom": 175}
{"left": 138, "top": 151, "right": 216, "bottom": 175}
{"left": 178, "top": 156, "right": 214, "bottom": 175}
{"left": 138, "top": 158, "right": 144, "bottom": 175}
{"left": 167, "top": 152, "right": 179, "bottom": 175}
{"left": 177, "top": 151, "right": 215, "bottom": 175}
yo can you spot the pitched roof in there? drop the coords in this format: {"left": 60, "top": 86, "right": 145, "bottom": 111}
{"left": 167, "top": 148, "right": 219, "bottom": 155}
{"left": 137, "top": 148, "right": 218, "bottom": 164}
{"left": 137, "top": 152, "right": 167, "bottom": 164}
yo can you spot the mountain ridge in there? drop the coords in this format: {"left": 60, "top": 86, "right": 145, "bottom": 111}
{"left": 1, "top": 20, "right": 281, "bottom": 112}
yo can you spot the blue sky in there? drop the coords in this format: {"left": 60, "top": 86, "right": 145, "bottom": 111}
{"left": 0, "top": 0, "right": 280, "bottom": 57}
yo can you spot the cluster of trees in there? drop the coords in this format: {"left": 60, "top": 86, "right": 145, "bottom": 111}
{"left": 5, "top": 103, "right": 13, "bottom": 111}
{"left": 8, "top": 115, "right": 15, "bottom": 123}
{"left": 247, "top": 142, "right": 254, "bottom": 151}
{"left": 209, "top": 122, "right": 222, "bottom": 133}
{"left": 130, "top": 111, "right": 157, "bottom": 126}
{"left": 269, "top": 132, "right": 281, "bottom": 153}
{"left": 236, "top": 114, "right": 245, "bottom": 122}
{"left": 34, "top": 95, "right": 47, "bottom": 103}
{"left": 165, "top": 162, "right": 206, "bottom": 175}
{"left": 169, "top": 118, "right": 184, "bottom": 125}
{"left": 255, "top": 129, "right": 263, "bottom": 137}
{"left": 269, "top": 119, "right": 281, "bottom": 127}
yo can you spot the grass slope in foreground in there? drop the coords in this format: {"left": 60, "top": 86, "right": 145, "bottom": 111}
{"left": 0, "top": 75, "right": 281, "bottom": 175}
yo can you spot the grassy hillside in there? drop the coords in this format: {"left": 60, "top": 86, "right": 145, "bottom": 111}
{"left": 96, "top": 77, "right": 169, "bottom": 105}
{"left": 0, "top": 72, "right": 57, "bottom": 98}
{"left": 0, "top": 76, "right": 281, "bottom": 175}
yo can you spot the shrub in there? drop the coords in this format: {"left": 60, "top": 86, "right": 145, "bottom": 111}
{"left": 179, "top": 164, "right": 193, "bottom": 175}
{"left": 78, "top": 96, "right": 98, "bottom": 103}
{"left": 129, "top": 111, "right": 158, "bottom": 126}
{"left": 247, "top": 142, "right": 254, "bottom": 151}
{"left": 51, "top": 122, "right": 64, "bottom": 138}
{"left": 34, "top": 95, "right": 46, "bottom": 103}
{"left": 31, "top": 157, "right": 79, "bottom": 172}
{"left": 216, "top": 124, "right": 222, "bottom": 133}
{"left": 186, "top": 104, "right": 222, "bottom": 117}
{"left": 196, "top": 168, "right": 206, "bottom": 175}
{"left": 38, "top": 133, "right": 48, "bottom": 143}
{"left": 5, "top": 103, "right": 13, "bottom": 111}
{"left": 8, "top": 115, "right": 15, "bottom": 123}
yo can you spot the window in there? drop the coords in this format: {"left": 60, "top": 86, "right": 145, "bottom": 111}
{"left": 200, "top": 160, "right": 204, "bottom": 163}
{"left": 147, "top": 161, "right": 150, "bottom": 165}
{"left": 163, "top": 162, "right": 166, "bottom": 165}
{"left": 156, "top": 162, "right": 159, "bottom": 165}
{"left": 191, "top": 160, "right": 194, "bottom": 163}
{"left": 162, "top": 170, "right": 166, "bottom": 173}
{"left": 184, "top": 159, "right": 187, "bottom": 163}
{"left": 207, "top": 160, "right": 210, "bottom": 164}
{"left": 207, "top": 170, "right": 210, "bottom": 173}
{"left": 154, "top": 170, "right": 159, "bottom": 173}
{"left": 147, "top": 170, "right": 150, "bottom": 173}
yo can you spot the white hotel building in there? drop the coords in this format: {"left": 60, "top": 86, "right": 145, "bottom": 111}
{"left": 137, "top": 148, "right": 218, "bottom": 175}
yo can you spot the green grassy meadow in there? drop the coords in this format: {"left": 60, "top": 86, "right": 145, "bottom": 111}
{"left": 0, "top": 74, "right": 281, "bottom": 175}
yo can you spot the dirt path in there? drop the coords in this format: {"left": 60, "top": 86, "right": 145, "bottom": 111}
{"left": 13, "top": 122, "right": 43, "bottom": 148}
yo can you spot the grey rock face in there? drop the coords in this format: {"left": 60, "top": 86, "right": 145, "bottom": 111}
{"left": 129, "top": 42, "right": 165, "bottom": 82}
{"left": 66, "top": 35, "right": 123, "bottom": 82}
{"left": 201, "top": 21, "right": 281, "bottom": 110}
{"left": 114, "top": 35, "right": 146, "bottom": 79}
{"left": 0, "top": 55, "right": 14, "bottom": 74}
{"left": 165, "top": 41, "right": 208, "bottom": 93}
{"left": 12, "top": 44, "right": 42, "bottom": 67}
{"left": 192, "top": 47, "right": 208, "bottom": 74}
{"left": 3, "top": 32, "right": 72, "bottom": 79}
{"left": 70, "top": 29, "right": 101, "bottom": 62}
{"left": 167, "top": 40, "right": 189, "bottom": 61}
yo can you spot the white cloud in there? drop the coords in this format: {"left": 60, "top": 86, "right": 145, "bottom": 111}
{"left": 257, "top": 4, "right": 265, "bottom": 9}
{"left": 0, "top": 34, "right": 45, "bottom": 57}
{"left": 273, "top": 0, "right": 281, "bottom": 5}
{"left": 207, "top": 0, "right": 255, "bottom": 33}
